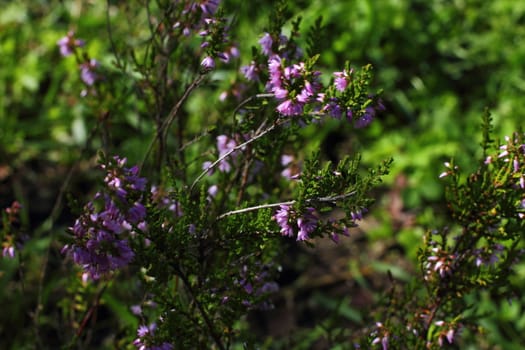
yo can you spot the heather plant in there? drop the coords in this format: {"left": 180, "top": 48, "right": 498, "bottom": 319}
{"left": 56, "top": 1, "right": 387, "bottom": 348}
{"left": 347, "top": 112, "right": 525, "bottom": 349}
{"left": 3, "top": 1, "right": 525, "bottom": 349}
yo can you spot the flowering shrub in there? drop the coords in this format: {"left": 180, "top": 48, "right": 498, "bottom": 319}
{"left": 52, "top": 1, "right": 390, "bottom": 347}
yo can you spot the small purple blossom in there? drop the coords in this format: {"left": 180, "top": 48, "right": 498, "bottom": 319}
{"left": 57, "top": 31, "right": 85, "bottom": 57}
{"left": 276, "top": 99, "right": 304, "bottom": 116}
{"left": 333, "top": 69, "right": 353, "bottom": 91}
{"left": 201, "top": 56, "right": 215, "bottom": 70}
{"left": 1, "top": 201, "right": 22, "bottom": 259}
{"left": 2, "top": 245, "right": 15, "bottom": 259}
{"left": 130, "top": 304, "right": 142, "bottom": 315}
{"left": 370, "top": 322, "right": 389, "bottom": 350}
{"left": 473, "top": 244, "right": 505, "bottom": 267}
{"left": 216, "top": 134, "right": 238, "bottom": 172}
{"left": 424, "top": 247, "right": 456, "bottom": 280}
{"left": 273, "top": 205, "right": 294, "bottom": 237}
{"left": 133, "top": 323, "right": 173, "bottom": 350}
{"left": 297, "top": 207, "right": 317, "bottom": 241}
{"left": 80, "top": 59, "right": 99, "bottom": 86}
{"left": 354, "top": 106, "right": 375, "bottom": 128}
{"left": 150, "top": 186, "right": 183, "bottom": 217}
{"left": 199, "top": 0, "right": 220, "bottom": 16}
{"left": 259, "top": 32, "right": 273, "bottom": 56}
{"left": 281, "top": 154, "right": 300, "bottom": 179}
{"left": 273, "top": 205, "right": 318, "bottom": 240}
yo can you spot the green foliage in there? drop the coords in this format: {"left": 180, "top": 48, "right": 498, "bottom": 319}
{"left": 2, "top": 0, "right": 525, "bottom": 349}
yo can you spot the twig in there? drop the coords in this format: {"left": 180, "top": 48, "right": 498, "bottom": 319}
{"left": 217, "top": 191, "right": 357, "bottom": 219}
{"left": 190, "top": 120, "right": 280, "bottom": 192}
{"left": 232, "top": 93, "right": 274, "bottom": 120}
{"left": 140, "top": 74, "right": 207, "bottom": 170}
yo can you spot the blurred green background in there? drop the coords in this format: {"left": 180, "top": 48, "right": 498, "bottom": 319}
{"left": 1, "top": 0, "right": 525, "bottom": 348}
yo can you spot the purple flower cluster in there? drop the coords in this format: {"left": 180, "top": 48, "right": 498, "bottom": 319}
{"left": 266, "top": 56, "right": 321, "bottom": 116}
{"left": 174, "top": 0, "right": 221, "bottom": 36}
{"left": 433, "top": 320, "right": 459, "bottom": 347}
{"left": 199, "top": 17, "right": 239, "bottom": 70}
{"left": 473, "top": 243, "right": 505, "bottom": 267}
{"left": 133, "top": 323, "right": 173, "bottom": 350}
{"left": 370, "top": 322, "right": 389, "bottom": 350}
{"left": 62, "top": 157, "right": 147, "bottom": 280}
{"left": 80, "top": 59, "right": 99, "bottom": 86}
{"left": 172, "top": 0, "right": 238, "bottom": 70}
{"left": 239, "top": 31, "right": 385, "bottom": 124}
{"left": 273, "top": 205, "right": 317, "bottom": 241}
{"left": 424, "top": 247, "right": 457, "bottom": 281}
{"left": 240, "top": 61, "right": 260, "bottom": 82}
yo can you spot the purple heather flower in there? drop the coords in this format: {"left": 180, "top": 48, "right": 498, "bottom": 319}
{"left": 216, "top": 51, "right": 230, "bottom": 63}
{"left": 57, "top": 31, "right": 85, "bottom": 57}
{"left": 474, "top": 244, "right": 505, "bottom": 267}
{"left": 296, "top": 81, "right": 316, "bottom": 104}
{"left": 276, "top": 99, "right": 304, "bottom": 116}
{"left": 133, "top": 323, "right": 173, "bottom": 350}
{"left": 350, "top": 208, "right": 367, "bottom": 221}
{"left": 202, "top": 161, "right": 213, "bottom": 175}
{"left": 446, "top": 328, "right": 455, "bottom": 344}
{"left": 150, "top": 186, "right": 183, "bottom": 216}
{"left": 273, "top": 205, "right": 294, "bottom": 237}
{"left": 354, "top": 107, "right": 375, "bottom": 128}
{"left": 424, "top": 247, "right": 456, "bottom": 280}
{"left": 128, "top": 202, "right": 146, "bottom": 224}
{"left": 273, "top": 87, "right": 288, "bottom": 99}
{"left": 280, "top": 154, "right": 300, "bottom": 179}
{"left": 333, "top": 69, "right": 352, "bottom": 91}
{"left": 259, "top": 32, "right": 273, "bottom": 56}
{"left": 208, "top": 184, "right": 218, "bottom": 197}
{"left": 370, "top": 322, "right": 389, "bottom": 350}
{"left": 273, "top": 205, "right": 318, "bottom": 240}
{"left": 2, "top": 245, "right": 15, "bottom": 259}
{"left": 266, "top": 56, "right": 321, "bottom": 117}
{"left": 200, "top": 0, "right": 220, "bottom": 15}
{"left": 201, "top": 56, "right": 215, "bottom": 70}
{"left": 268, "top": 55, "right": 283, "bottom": 87}
{"left": 130, "top": 304, "right": 142, "bottom": 315}
{"left": 296, "top": 207, "right": 317, "bottom": 241}
{"left": 64, "top": 157, "right": 148, "bottom": 280}
{"left": 216, "top": 134, "right": 238, "bottom": 172}
{"left": 80, "top": 59, "right": 99, "bottom": 86}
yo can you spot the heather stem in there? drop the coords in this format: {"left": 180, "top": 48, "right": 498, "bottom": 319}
{"left": 190, "top": 120, "right": 280, "bottom": 191}
{"left": 217, "top": 191, "right": 356, "bottom": 219}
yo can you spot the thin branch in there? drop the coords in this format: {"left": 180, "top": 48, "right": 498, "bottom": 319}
{"left": 232, "top": 93, "right": 274, "bottom": 120}
{"left": 190, "top": 120, "right": 279, "bottom": 192}
{"left": 140, "top": 74, "right": 207, "bottom": 170}
{"left": 217, "top": 191, "right": 357, "bottom": 219}
{"left": 177, "top": 271, "right": 226, "bottom": 350}
{"left": 106, "top": 0, "right": 122, "bottom": 69}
